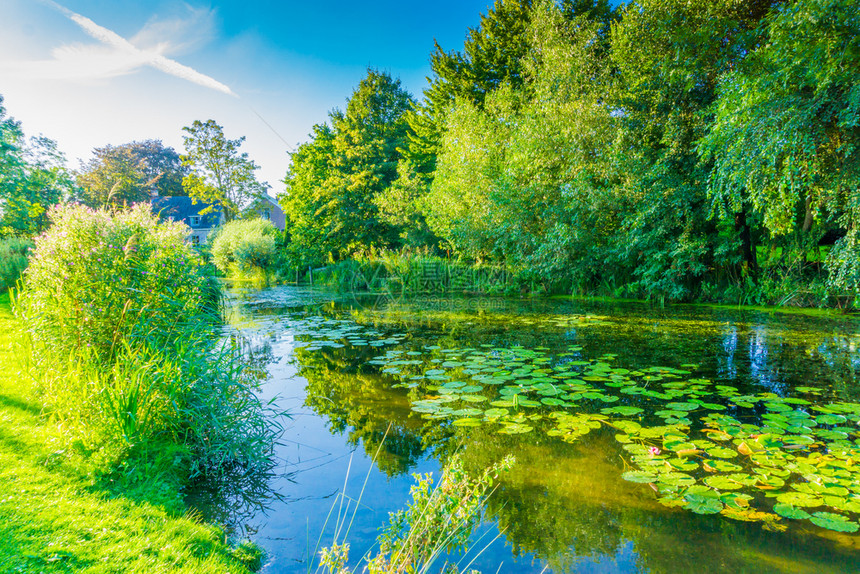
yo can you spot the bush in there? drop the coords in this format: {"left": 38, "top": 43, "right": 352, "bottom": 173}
{"left": 17, "top": 203, "right": 217, "bottom": 360}
{"left": 0, "top": 237, "right": 33, "bottom": 292}
{"left": 210, "top": 219, "right": 280, "bottom": 277}
{"left": 15, "top": 204, "right": 279, "bottom": 496}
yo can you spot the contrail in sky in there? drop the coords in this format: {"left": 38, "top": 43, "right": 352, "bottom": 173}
{"left": 42, "top": 0, "right": 237, "bottom": 97}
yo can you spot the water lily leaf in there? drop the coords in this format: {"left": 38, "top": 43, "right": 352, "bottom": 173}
{"left": 659, "top": 472, "right": 697, "bottom": 487}
{"left": 706, "top": 447, "right": 738, "bottom": 459}
{"left": 452, "top": 417, "right": 482, "bottom": 427}
{"left": 685, "top": 495, "right": 723, "bottom": 515}
{"left": 666, "top": 402, "right": 699, "bottom": 412}
{"left": 710, "top": 460, "right": 744, "bottom": 472}
{"left": 775, "top": 492, "right": 824, "bottom": 507}
{"left": 772, "top": 503, "right": 811, "bottom": 520}
{"left": 540, "top": 397, "right": 566, "bottom": 406}
{"left": 701, "top": 476, "right": 739, "bottom": 490}
{"left": 601, "top": 406, "right": 644, "bottom": 416}
{"left": 668, "top": 458, "right": 699, "bottom": 471}
{"left": 622, "top": 470, "right": 657, "bottom": 483}
{"left": 498, "top": 423, "right": 534, "bottom": 434}
{"left": 810, "top": 512, "right": 859, "bottom": 533}
{"left": 817, "top": 414, "right": 848, "bottom": 425}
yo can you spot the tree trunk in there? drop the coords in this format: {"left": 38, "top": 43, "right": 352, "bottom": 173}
{"left": 735, "top": 208, "right": 757, "bottom": 271}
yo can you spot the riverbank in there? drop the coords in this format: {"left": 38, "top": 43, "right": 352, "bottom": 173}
{"left": 300, "top": 255, "right": 857, "bottom": 311}
{"left": 0, "top": 294, "right": 263, "bottom": 573}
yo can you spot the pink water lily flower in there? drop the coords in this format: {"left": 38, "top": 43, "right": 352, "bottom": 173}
{"left": 649, "top": 446, "right": 661, "bottom": 456}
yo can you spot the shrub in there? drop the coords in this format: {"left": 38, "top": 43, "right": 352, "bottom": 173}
{"left": 17, "top": 203, "right": 217, "bottom": 360}
{"left": 14, "top": 203, "right": 279, "bottom": 496}
{"left": 0, "top": 237, "right": 32, "bottom": 292}
{"left": 210, "top": 219, "right": 279, "bottom": 277}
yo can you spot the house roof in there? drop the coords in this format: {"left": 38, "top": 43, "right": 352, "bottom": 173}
{"left": 152, "top": 196, "right": 221, "bottom": 228}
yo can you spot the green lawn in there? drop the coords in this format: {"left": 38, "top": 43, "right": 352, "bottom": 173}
{"left": 0, "top": 294, "right": 262, "bottom": 573}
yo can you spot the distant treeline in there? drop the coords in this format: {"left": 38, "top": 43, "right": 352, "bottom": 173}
{"left": 281, "top": 0, "right": 859, "bottom": 306}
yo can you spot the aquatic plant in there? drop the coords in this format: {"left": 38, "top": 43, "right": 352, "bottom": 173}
{"left": 294, "top": 311, "right": 860, "bottom": 535}
{"left": 318, "top": 454, "right": 511, "bottom": 574}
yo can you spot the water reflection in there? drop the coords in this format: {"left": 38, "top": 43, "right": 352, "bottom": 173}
{"left": 221, "top": 287, "right": 860, "bottom": 573}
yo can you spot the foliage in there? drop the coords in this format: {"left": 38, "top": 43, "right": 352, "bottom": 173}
{"left": 281, "top": 69, "right": 414, "bottom": 267}
{"left": 76, "top": 140, "right": 186, "bottom": 207}
{"left": 700, "top": 0, "right": 860, "bottom": 299}
{"left": 0, "top": 95, "right": 75, "bottom": 238}
{"left": 276, "top": 0, "right": 860, "bottom": 307}
{"left": 210, "top": 218, "right": 280, "bottom": 277}
{"left": 15, "top": 204, "right": 280, "bottom": 490}
{"left": 17, "top": 203, "right": 217, "bottom": 360}
{"left": 182, "top": 120, "right": 268, "bottom": 222}
{"left": 319, "top": 455, "right": 511, "bottom": 574}
{"left": 0, "top": 302, "right": 264, "bottom": 573}
{"left": 0, "top": 237, "right": 32, "bottom": 292}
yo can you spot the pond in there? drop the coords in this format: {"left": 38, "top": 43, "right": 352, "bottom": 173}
{"left": 217, "top": 286, "right": 860, "bottom": 574}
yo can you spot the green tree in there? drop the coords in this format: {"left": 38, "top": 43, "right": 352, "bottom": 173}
{"left": 76, "top": 140, "right": 185, "bottom": 207}
{"left": 426, "top": 1, "right": 618, "bottom": 288}
{"left": 606, "top": 0, "right": 775, "bottom": 299}
{"left": 699, "top": 0, "right": 860, "bottom": 295}
{"left": 181, "top": 120, "right": 267, "bottom": 222}
{"left": 0, "top": 96, "right": 74, "bottom": 237}
{"left": 281, "top": 69, "right": 413, "bottom": 265}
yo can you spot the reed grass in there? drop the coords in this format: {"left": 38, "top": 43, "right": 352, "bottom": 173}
{"left": 317, "top": 453, "right": 512, "bottom": 574}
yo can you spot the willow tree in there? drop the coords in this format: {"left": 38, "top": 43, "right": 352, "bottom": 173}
{"left": 699, "top": 0, "right": 860, "bottom": 295}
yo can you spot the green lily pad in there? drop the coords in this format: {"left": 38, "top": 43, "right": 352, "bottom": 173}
{"left": 810, "top": 512, "right": 859, "bottom": 533}
{"left": 773, "top": 503, "right": 811, "bottom": 520}
{"left": 622, "top": 470, "right": 657, "bottom": 483}
{"left": 685, "top": 495, "right": 723, "bottom": 515}
{"left": 776, "top": 492, "right": 824, "bottom": 508}
{"left": 601, "top": 406, "right": 644, "bottom": 416}
{"left": 666, "top": 402, "right": 700, "bottom": 412}
{"left": 706, "top": 447, "right": 738, "bottom": 459}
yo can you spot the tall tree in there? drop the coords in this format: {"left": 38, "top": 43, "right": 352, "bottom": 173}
{"left": 425, "top": 1, "right": 618, "bottom": 282}
{"left": 700, "top": 0, "right": 859, "bottom": 295}
{"left": 76, "top": 140, "right": 185, "bottom": 207}
{"left": 181, "top": 120, "right": 267, "bottom": 222}
{"left": 0, "top": 95, "right": 74, "bottom": 237}
{"left": 607, "top": 0, "right": 776, "bottom": 298}
{"left": 281, "top": 69, "right": 414, "bottom": 265}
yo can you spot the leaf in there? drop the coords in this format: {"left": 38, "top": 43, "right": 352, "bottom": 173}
{"left": 809, "top": 512, "right": 859, "bottom": 533}
{"left": 622, "top": 470, "right": 657, "bottom": 483}
{"left": 773, "top": 504, "right": 811, "bottom": 520}
{"left": 775, "top": 492, "right": 823, "bottom": 508}
{"left": 685, "top": 495, "right": 723, "bottom": 515}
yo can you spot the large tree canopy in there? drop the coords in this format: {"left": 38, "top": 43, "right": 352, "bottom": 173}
{"left": 181, "top": 120, "right": 268, "bottom": 222}
{"left": 278, "top": 0, "right": 857, "bottom": 305}
{"left": 281, "top": 69, "right": 413, "bottom": 265}
{"left": 76, "top": 140, "right": 185, "bottom": 208}
{"left": 0, "top": 95, "right": 74, "bottom": 237}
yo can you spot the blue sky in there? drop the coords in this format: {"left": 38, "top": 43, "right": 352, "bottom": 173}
{"left": 0, "top": 0, "right": 495, "bottom": 189}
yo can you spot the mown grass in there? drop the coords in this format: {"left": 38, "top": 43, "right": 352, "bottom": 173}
{"left": 0, "top": 294, "right": 263, "bottom": 573}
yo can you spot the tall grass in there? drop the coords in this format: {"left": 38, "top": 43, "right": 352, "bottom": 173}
{"left": 318, "top": 454, "right": 512, "bottom": 574}
{"left": 0, "top": 237, "right": 32, "bottom": 292}
{"left": 315, "top": 251, "right": 514, "bottom": 296}
{"left": 14, "top": 203, "right": 281, "bottom": 506}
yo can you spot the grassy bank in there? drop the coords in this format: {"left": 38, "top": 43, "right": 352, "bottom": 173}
{"left": 311, "top": 253, "right": 857, "bottom": 311}
{"left": 0, "top": 294, "right": 262, "bottom": 573}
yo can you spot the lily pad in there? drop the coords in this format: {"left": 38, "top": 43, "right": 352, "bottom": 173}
{"left": 772, "top": 503, "right": 811, "bottom": 520}
{"left": 622, "top": 470, "right": 657, "bottom": 483}
{"left": 809, "top": 512, "right": 859, "bottom": 533}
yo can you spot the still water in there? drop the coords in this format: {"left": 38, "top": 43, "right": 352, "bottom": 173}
{"left": 219, "top": 286, "right": 860, "bottom": 574}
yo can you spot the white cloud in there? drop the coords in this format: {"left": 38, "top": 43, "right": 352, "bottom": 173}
{"left": 5, "top": 1, "right": 236, "bottom": 96}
